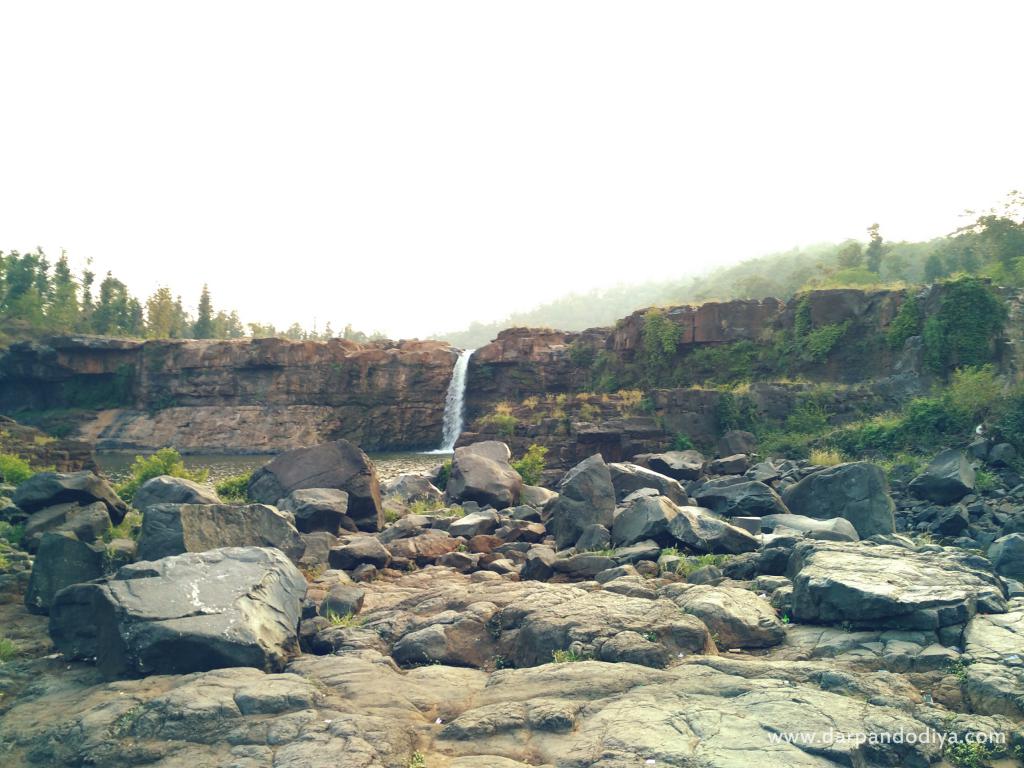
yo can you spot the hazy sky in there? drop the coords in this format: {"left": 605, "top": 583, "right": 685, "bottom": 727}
{"left": 3, "top": 2, "right": 1022, "bottom": 339}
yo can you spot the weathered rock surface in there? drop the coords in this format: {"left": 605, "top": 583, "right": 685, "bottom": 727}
{"left": 248, "top": 440, "right": 384, "bottom": 531}
{"left": 136, "top": 503, "right": 305, "bottom": 562}
{"left": 639, "top": 449, "right": 705, "bottom": 481}
{"left": 782, "top": 461, "right": 895, "bottom": 537}
{"left": 547, "top": 454, "right": 616, "bottom": 549}
{"left": 446, "top": 441, "right": 522, "bottom": 509}
{"left": 607, "top": 461, "right": 689, "bottom": 504}
{"left": 13, "top": 470, "right": 126, "bottom": 522}
{"left": 909, "top": 448, "right": 976, "bottom": 504}
{"left": 987, "top": 533, "right": 1024, "bottom": 581}
{"left": 49, "top": 546, "right": 306, "bottom": 677}
{"left": 24, "top": 531, "right": 105, "bottom": 614}
{"left": 761, "top": 513, "right": 860, "bottom": 541}
{"left": 789, "top": 540, "right": 1007, "bottom": 629}
{"left": 611, "top": 495, "right": 759, "bottom": 555}
{"left": 22, "top": 500, "right": 112, "bottom": 552}
{"left": 693, "top": 479, "right": 789, "bottom": 518}
{"left": 131, "top": 475, "right": 220, "bottom": 512}
{"left": 278, "top": 488, "right": 355, "bottom": 534}
{"left": 667, "top": 584, "right": 786, "bottom": 649}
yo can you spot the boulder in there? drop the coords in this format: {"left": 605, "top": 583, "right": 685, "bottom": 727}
{"left": 248, "top": 440, "right": 383, "bottom": 532}
{"left": 448, "top": 509, "right": 501, "bottom": 538}
{"left": 760, "top": 513, "right": 859, "bottom": 542}
{"left": 719, "top": 429, "right": 757, "bottom": 456}
{"left": 521, "top": 546, "right": 557, "bottom": 581}
{"left": 612, "top": 495, "right": 678, "bottom": 547}
{"left": 789, "top": 540, "right": 1007, "bottom": 630}
{"left": 639, "top": 450, "right": 705, "bottom": 481}
{"left": 519, "top": 484, "right": 558, "bottom": 508}
{"left": 989, "top": 442, "right": 1017, "bottom": 468}
{"left": 318, "top": 585, "right": 366, "bottom": 618}
{"left": 329, "top": 536, "right": 392, "bottom": 570}
{"left": 548, "top": 454, "right": 616, "bottom": 549}
{"left": 607, "top": 462, "right": 688, "bottom": 504}
{"left": 669, "top": 585, "right": 786, "bottom": 649}
{"left": 386, "top": 530, "right": 460, "bottom": 565}
{"left": 446, "top": 442, "right": 522, "bottom": 509}
{"left": 13, "top": 470, "right": 127, "bottom": 523}
{"left": 693, "top": 479, "right": 789, "bottom": 518}
{"left": 782, "top": 462, "right": 895, "bottom": 538}
{"left": 383, "top": 475, "right": 445, "bottom": 506}
{"left": 22, "top": 501, "right": 112, "bottom": 553}
{"left": 24, "top": 531, "right": 105, "bottom": 614}
{"left": 575, "top": 523, "right": 611, "bottom": 552}
{"left": 49, "top": 546, "right": 306, "bottom": 677}
{"left": 132, "top": 475, "right": 220, "bottom": 512}
{"left": 909, "top": 449, "right": 976, "bottom": 505}
{"left": 278, "top": 488, "right": 355, "bottom": 534}
{"left": 709, "top": 454, "right": 750, "bottom": 475}
{"left": 136, "top": 503, "right": 305, "bottom": 562}
{"left": 667, "top": 505, "right": 760, "bottom": 555}
{"left": 988, "top": 534, "right": 1024, "bottom": 581}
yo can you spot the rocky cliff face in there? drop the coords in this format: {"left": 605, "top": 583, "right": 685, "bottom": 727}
{"left": 0, "top": 337, "right": 459, "bottom": 453}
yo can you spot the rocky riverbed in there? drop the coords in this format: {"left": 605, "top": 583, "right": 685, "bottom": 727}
{"left": 2, "top": 438, "right": 1024, "bottom": 767}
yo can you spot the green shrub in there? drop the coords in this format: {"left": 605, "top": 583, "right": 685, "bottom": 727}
{"left": 0, "top": 637, "right": 17, "bottom": 663}
{"left": 511, "top": 444, "right": 548, "bottom": 486}
{"left": 716, "top": 391, "right": 759, "bottom": 433}
{"left": 0, "top": 453, "right": 33, "bottom": 486}
{"left": 551, "top": 648, "right": 590, "bottom": 663}
{"left": 215, "top": 473, "right": 251, "bottom": 502}
{"left": 0, "top": 522, "right": 25, "bottom": 548}
{"left": 803, "top": 321, "right": 850, "bottom": 362}
{"left": 946, "top": 365, "right": 1002, "bottom": 424}
{"left": 922, "top": 277, "right": 1006, "bottom": 375}
{"left": 104, "top": 510, "right": 142, "bottom": 542}
{"left": 784, "top": 402, "right": 829, "bottom": 434}
{"left": 479, "top": 411, "right": 518, "bottom": 437}
{"left": 115, "top": 447, "right": 208, "bottom": 504}
{"left": 436, "top": 460, "right": 452, "bottom": 491}
{"left": 887, "top": 294, "right": 923, "bottom": 349}
{"left": 640, "top": 308, "right": 680, "bottom": 385}
{"left": 672, "top": 433, "right": 695, "bottom": 451}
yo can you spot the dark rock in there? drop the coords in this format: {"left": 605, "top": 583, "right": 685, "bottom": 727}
{"left": 248, "top": 440, "right": 383, "bottom": 532}
{"left": 693, "top": 479, "right": 789, "bottom": 518}
{"left": 709, "top": 454, "right": 750, "bottom": 475}
{"left": 13, "top": 470, "right": 127, "bottom": 523}
{"left": 989, "top": 443, "right": 1017, "bottom": 468}
{"left": 551, "top": 554, "right": 617, "bottom": 578}
{"left": 25, "top": 531, "right": 105, "bottom": 614}
{"left": 988, "top": 534, "right": 1024, "bottom": 580}
{"left": 136, "top": 503, "right": 305, "bottom": 562}
{"left": 448, "top": 509, "right": 501, "bottom": 538}
{"left": 933, "top": 506, "right": 970, "bottom": 537}
{"left": 383, "top": 474, "right": 444, "bottom": 505}
{"left": 446, "top": 441, "right": 522, "bottom": 509}
{"left": 23, "top": 501, "right": 112, "bottom": 553}
{"left": 612, "top": 495, "right": 678, "bottom": 547}
{"left": 49, "top": 546, "right": 306, "bottom": 677}
{"left": 719, "top": 429, "right": 757, "bottom": 456}
{"left": 782, "top": 462, "right": 895, "bottom": 538}
{"left": 608, "top": 462, "right": 688, "bottom": 504}
{"left": 318, "top": 585, "right": 365, "bottom": 618}
{"left": 329, "top": 536, "right": 391, "bottom": 570}
{"left": 278, "top": 488, "right": 355, "bottom": 534}
{"left": 639, "top": 450, "right": 705, "bottom": 481}
{"left": 667, "top": 506, "right": 760, "bottom": 554}
{"left": 132, "top": 475, "right": 220, "bottom": 512}
{"left": 575, "top": 523, "right": 611, "bottom": 552}
{"left": 521, "top": 546, "right": 557, "bottom": 581}
{"left": 548, "top": 454, "right": 616, "bottom": 549}
{"left": 909, "top": 449, "right": 976, "bottom": 505}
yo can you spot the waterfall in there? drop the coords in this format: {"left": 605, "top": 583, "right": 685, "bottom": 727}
{"left": 438, "top": 348, "right": 474, "bottom": 451}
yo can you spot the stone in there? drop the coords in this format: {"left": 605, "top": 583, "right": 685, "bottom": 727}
{"left": 297, "top": 531, "right": 336, "bottom": 567}
{"left": 24, "top": 531, "right": 106, "bottom": 614}
{"left": 760, "top": 513, "right": 860, "bottom": 542}
{"left": 988, "top": 533, "right": 1024, "bottom": 581}
{"left": 136, "top": 503, "right": 305, "bottom": 562}
{"left": 719, "top": 429, "right": 757, "bottom": 455}
{"left": 447, "top": 441, "right": 523, "bottom": 509}
{"left": 383, "top": 474, "right": 445, "bottom": 505}
{"left": 551, "top": 554, "right": 617, "bottom": 579}
{"left": 641, "top": 450, "right": 705, "bottom": 481}
{"left": 781, "top": 462, "right": 895, "bottom": 538}
{"left": 248, "top": 440, "right": 384, "bottom": 532}
{"left": 709, "top": 454, "right": 750, "bottom": 475}
{"left": 607, "top": 462, "right": 689, "bottom": 504}
{"left": 13, "top": 470, "right": 127, "bottom": 522}
{"left": 131, "top": 475, "right": 220, "bottom": 512}
{"left": 789, "top": 540, "right": 1007, "bottom": 630}
{"left": 278, "top": 488, "right": 355, "bottom": 534}
{"left": 386, "top": 530, "right": 460, "bottom": 565}
{"left": 49, "top": 546, "right": 307, "bottom": 676}
{"left": 318, "top": 585, "right": 366, "bottom": 618}
{"left": 667, "top": 505, "right": 761, "bottom": 555}
{"left": 521, "top": 546, "right": 557, "bottom": 581}
{"left": 612, "top": 495, "right": 679, "bottom": 547}
{"left": 448, "top": 509, "right": 501, "bottom": 538}
{"left": 547, "top": 454, "right": 616, "bottom": 549}
{"left": 574, "top": 523, "right": 611, "bottom": 552}
{"left": 933, "top": 505, "right": 969, "bottom": 536}
{"left": 693, "top": 479, "right": 789, "bottom": 518}
{"left": 22, "top": 500, "right": 112, "bottom": 553}
{"left": 989, "top": 442, "right": 1018, "bottom": 468}
{"left": 668, "top": 584, "right": 786, "bottom": 649}
{"left": 329, "top": 536, "right": 392, "bottom": 570}
{"left": 519, "top": 484, "right": 558, "bottom": 508}
{"left": 909, "top": 449, "right": 976, "bottom": 505}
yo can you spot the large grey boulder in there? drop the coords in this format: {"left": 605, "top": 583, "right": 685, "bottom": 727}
{"left": 448, "top": 509, "right": 501, "bottom": 538}
{"left": 132, "top": 475, "right": 220, "bottom": 512}
{"left": 667, "top": 505, "right": 760, "bottom": 555}
{"left": 789, "top": 540, "right": 1006, "bottom": 630}
{"left": 760, "top": 513, "right": 859, "bottom": 542}
{"left": 25, "top": 531, "right": 105, "bottom": 614}
{"left": 136, "top": 503, "right": 305, "bottom": 562}
{"left": 548, "top": 454, "right": 616, "bottom": 549}
{"left": 782, "top": 462, "right": 894, "bottom": 538}
{"left": 49, "top": 546, "right": 307, "bottom": 677}
{"left": 383, "top": 475, "right": 445, "bottom": 506}
{"left": 248, "top": 440, "right": 383, "bottom": 532}
{"left": 693, "top": 479, "right": 789, "bottom": 518}
{"left": 13, "top": 470, "right": 127, "bottom": 523}
{"left": 909, "top": 449, "right": 976, "bottom": 505}
{"left": 22, "top": 500, "right": 112, "bottom": 553}
{"left": 278, "top": 488, "right": 355, "bottom": 534}
{"left": 988, "top": 534, "right": 1024, "bottom": 581}
{"left": 637, "top": 450, "right": 705, "bottom": 481}
{"left": 668, "top": 584, "right": 786, "bottom": 649}
{"left": 613, "top": 495, "right": 679, "bottom": 547}
{"left": 446, "top": 441, "right": 522, "bottom": 509}
{"left": 328, "top": 536, "right": 391, "bottom": 570}
{"left": 607, "top": 462, "right": 688, "bottom": 504}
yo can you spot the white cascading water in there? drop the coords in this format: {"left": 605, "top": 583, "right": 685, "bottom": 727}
{"left": 438, "top": 348, "right": 474, "bottom": 451}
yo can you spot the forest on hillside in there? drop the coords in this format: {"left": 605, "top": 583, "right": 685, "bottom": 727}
{"left": 435, "top": 193, "right": 1024, "bottom": 348}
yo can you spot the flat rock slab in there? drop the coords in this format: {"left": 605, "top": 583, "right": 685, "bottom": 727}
{"left": 666, "top": 583, "right": 786, "bottom": 649}
{"left": 789, "top": 540, "right": 1007, "bottom": 630}
{"left": 49, "top": 546, "right": 307, "bottom": 677}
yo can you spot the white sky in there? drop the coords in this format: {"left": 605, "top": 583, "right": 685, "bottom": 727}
{"left": 2, "top": 1, "right": 1022, "bottom": 339}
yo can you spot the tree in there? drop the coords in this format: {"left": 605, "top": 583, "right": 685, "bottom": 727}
{"left": 924, "top": 253, "right": 946, "bottom": 283}
{"left": 145, "top": 286, "right": 177, "bottom": 338}
{"left": 92, "top": 272, "right": 134, "bottom": 335}
{"left": 865, "top": 224, "right": 885, "bottom": 273}
{"left": 193, "top": 284, "right": 214, "bottom": 338}
{"left": 48, "top": 251, "right": 79, "bottom": 332}
{"left": 836, "top": 241, "right": 864, "bottom": 269}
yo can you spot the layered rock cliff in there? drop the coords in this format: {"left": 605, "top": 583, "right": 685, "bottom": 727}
{"left": 0, "top": 337, "right": 459, "bottom": 453}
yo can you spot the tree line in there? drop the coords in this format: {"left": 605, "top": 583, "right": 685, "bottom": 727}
{"left": 0, "top": 252, "right": 382, "bottom": 345}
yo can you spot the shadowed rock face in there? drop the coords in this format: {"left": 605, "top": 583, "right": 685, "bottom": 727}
{"left": 0, "top": 336, "right": 459, "bottom": 452}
